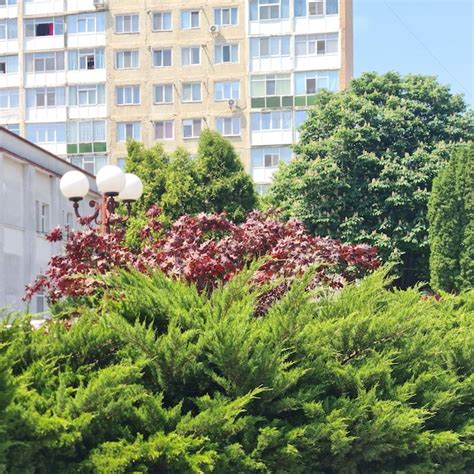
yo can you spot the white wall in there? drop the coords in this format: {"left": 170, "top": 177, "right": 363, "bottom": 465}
{"left": 0, "top": 132, "right": 99, "bottom": 316}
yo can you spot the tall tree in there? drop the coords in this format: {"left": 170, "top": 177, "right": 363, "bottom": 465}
{"left": 267, "top": 72, "right": 474, "bottom": 285}
{"left": 428, "top": 143, "right": 474, "bottom": 292}
{"left": 195, "top": 129, "right": 257, "bottom": 222}
{"left": 125, "top": 130, "right": 257, "bottom": 223}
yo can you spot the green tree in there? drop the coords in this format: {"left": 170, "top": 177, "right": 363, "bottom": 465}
{"left": 125, "top": 130, "right": 257, "bottom": 223}
{"left": 125, "top": 141, "right": 170, "bottom": 214}
{"left": 428, "top": 143, "right": 474, "bottom": 292}
{"left": 194, "top": 129, "right": 257, "bottom": 222}
{"left": 1, "top": 270, "right": 473, "bottom": 472}
{"left": 267, "top": 72, "right": 474, "bottom": 285}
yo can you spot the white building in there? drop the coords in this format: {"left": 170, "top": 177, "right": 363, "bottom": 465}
{"left": 0, "top": 126, "right": 98, "bottom": 314}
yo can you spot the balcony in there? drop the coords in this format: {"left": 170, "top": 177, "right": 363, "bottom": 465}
{"left": 23, "top": 0, "right": 64, "bottom": 16}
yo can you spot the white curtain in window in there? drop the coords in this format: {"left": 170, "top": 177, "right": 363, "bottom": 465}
{"left": 95, "top": 48, "right": 105, "bottom": 69}
{"left": 68, "top": 50, "right": 78, "bottom": 70}
{"left": 93, "top": 121, "right": 106, "bottom": 141}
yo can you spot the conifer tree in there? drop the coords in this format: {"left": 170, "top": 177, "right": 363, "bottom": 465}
{"left": 428, "top": 143, "right": 474, "bottom": 291}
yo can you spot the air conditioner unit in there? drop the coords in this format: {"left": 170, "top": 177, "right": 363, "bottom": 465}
{"left": 209, "top": 25, "right": 220, "bottom": 34}
{"left": 228, "top": 99, "right": 239, "bottom": 110}
{"left": 93, "top": 0, "right": 106, "bottom": 9}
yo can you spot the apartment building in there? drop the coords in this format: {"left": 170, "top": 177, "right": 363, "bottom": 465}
{"left": 0, "top": 0, "right": 353, "bottom": 192}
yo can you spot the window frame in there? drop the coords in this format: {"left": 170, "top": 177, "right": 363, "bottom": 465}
{"left": 214, "top": 80, "right": 240, "bottom": 101}
{"left": 116, "top": 85, "right": 141, "bottom": 106}
{"left": 116, "top": 121, "right": 141, "bottom": 142}
{"left": 182, "top": 118, "right": 202, "bottom": 139}
{"left": 154, "top": 120, "right": 174, "bottom": 140}
{"left": 181, "top": 10, "right": 200, "bottom": 29}
{"left": 213, "top": 7, "right": 238, "bottom": 26}
{"left": 216, "top": 116, "right": 241, "bottom": 137}
{"left": 181, "top": 46, "right": 200, "bottom": 66}
{"left": 115, "top": 49, "right": 139, "bottom": 69}
{"left": 152, "top": 11, "right": 172, "bottom": 31}
{"left": 153, "top": 48, "right": 172, "bottom": 67}
{"left": 115, "top": 14, "right": 140, "bottom": 34}
{"left": 181, "top": 82, "right": 202, "bottom": 103}
{"left": 153, "top": 83, "right": 174, "bottom": 104}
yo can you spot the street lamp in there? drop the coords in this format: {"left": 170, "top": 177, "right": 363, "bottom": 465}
{"left": 60, "top": 165, "right": 143, "bottom": 233}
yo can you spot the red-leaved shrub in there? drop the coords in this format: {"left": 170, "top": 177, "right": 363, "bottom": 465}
{"left": 25, "top": 207, "right": 380, "bottom": 313}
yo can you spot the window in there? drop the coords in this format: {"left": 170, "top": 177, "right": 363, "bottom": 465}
{"left": 26, "top": 87, "right": 66, "bottom": 108}
{"left": 181, "top": 46, "right": 200, "bottom": 66}
{"left": 0, "top": 19, "right": 17, "bottom": 39}
{"left": 251, "top": 146, "right": 292, "bottom": 168}
{"left": 116, "top": 85, "right": 140, "bottom": 105}
{"left": 26, "top": 52, "right": 65, "bottom": 72}
{"left": 295, "top": 110, "right": 308, "bottom": 129}
{"left": 115, "top": 14, "right": 139, "bottom": 34}
{"left": 0, "top": 88, "right": 18, "bottom": 108}
{"left": 182, "top": 83, "right": 201, "bottom": 102}
{"left": 62, "top": 210, "right": 74, "bottom": 230}
{"left": 154, "top": 120, "right": 174, "bottom": 140}
{"left": 153, "top": 48, "right": 172, "bottom": 67}
{"left": 68, "top": 48, "right": 105, "bottom": 70}
{"left": 25, "top": 17, "right": 63, "bottom": 37}
{"left": 35, "top": 202, "right": 50, "bottom": 234}
{"left": 295, "top": 33, "right": 338, "bottom": 56}
{"left": 67, "top": 120, "right": 106, "bottom": 154}
{"left": 69, "top": 84, "right": 106, "bottom": 106}
{"left": 117, "top": 158, "right": 125, "bottom": 170}
{"left": 0, "top": 0, "right": 17, "bottom": 6}
{"left": 153, "top": 11, "right": 172, "bottom": 31}
{"left": 4, "top": 123, "right": 19, "bottom": 134}
{"left": 295, "top": 70, "right": 339, "bottom": 94}
{"left": 69, "top": 155, "right": 107, "bottom": 175}
{"left": 26, "top": 123, "right": 66, "bottom": 144}
{"left": 251, "top": 74, "right": 291, "bottom": 97}
{"left": 214, "top": 7, "right": 238, "bottom": 26}
{"left": 216, "top": 117, "right": 241, "bottom": 136}
{"left": 295, "top": 0, "right": 338, "bottom": 16}
{"left": 249, "top": 0, "right": 289, "bottom": 21}
{"left": 0, "top": 55, "right": 18, "bottom": 74}
{"left": 35, "top": 290, "right": 46, "bottom": 313}
{"left": 214, "top": 81, "right": 240, "bottom": 101}
{"left": 182, "top": 119, "right": 202, "bottom": 138}
{"left": 251, "top": 111, "right": 292, "bottom": 131}
{"left": 215, "top": 44, "right": 239, "bottom": 64}
{"left": 181, "top": 10, "right": 199, "bottom": 29}
{"left": 250, "top": 36, "right": 290, "bottom": 58}
{"left": 115, "top": 50, "right": 139, "bottom": 69}
{"left": 68, "top": 12, "right": 105, "bottom": 34}
{"left": 154, "top": 84, "right": 173, "bottom": 104}
{"left": 117, "top": 122, "right": 141, "bottom": 142}
{"left": 255, "top": 184, "right": 270, "bottom": 195}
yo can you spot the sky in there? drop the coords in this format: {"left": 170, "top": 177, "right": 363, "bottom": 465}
{"left": 354, "top": 0, "right": 474, "bottom": 107}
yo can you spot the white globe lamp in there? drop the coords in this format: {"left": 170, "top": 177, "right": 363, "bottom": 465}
{"left": 60, "top": 170, "right": 90, "bottom": 201}
{"left": 118, "top": 174, "right": 144, "bottom": 202}
{"left": 96, "top": 165, "right": 126, "bottom": 196}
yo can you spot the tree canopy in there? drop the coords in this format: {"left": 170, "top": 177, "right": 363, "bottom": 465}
{"left": 428, "top": 143, "right": 474, "bottom": 292}
{"left": 125, "top": 130, "right": 257, "bottom": 223}
{"left": 267, "top": 72, "right": 474, "bottom": 285}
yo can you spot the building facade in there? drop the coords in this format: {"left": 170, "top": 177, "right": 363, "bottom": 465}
{"left": 0, "top": 0, "right": 353, "bottom": 192}
{"left": 0, "top": 126, "right": 98, "bottom": 314}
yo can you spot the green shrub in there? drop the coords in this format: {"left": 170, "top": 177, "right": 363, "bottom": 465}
{"left": 1, "top": 270, "right": 473, "bottom": 472}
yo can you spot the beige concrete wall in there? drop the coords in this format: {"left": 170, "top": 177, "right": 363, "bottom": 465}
{"left": 339, "top": 0, "right": 354, "bottom": 90}
{"left": 106, "top": 0, "right": 249, "bottom": 170}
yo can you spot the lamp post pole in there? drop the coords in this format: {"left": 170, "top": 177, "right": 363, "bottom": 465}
{"left": 60, "top": 165, "right": 143, "bottom": 233}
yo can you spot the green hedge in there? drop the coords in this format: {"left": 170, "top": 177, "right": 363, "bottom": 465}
{"left": 1, "top": 270, "right": 473, "bottom": 472}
